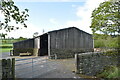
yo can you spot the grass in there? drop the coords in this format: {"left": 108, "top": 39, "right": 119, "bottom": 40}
{"left": 96, "top": 66, "right": 120, "bottom": 78}
{"left": 0, "top": 43, "right": 13, "bottom": 46}
{"left": 0, "top": 43, "right": 13, "bottom": 48}
{"left": 0, "top": 43, "right": 13, "bottom": 53}
{"left": 77, "top": 74, "right": 97, "bottom": 79}
{"left": 0, "top": 48, "right": 12, "bottom": 53}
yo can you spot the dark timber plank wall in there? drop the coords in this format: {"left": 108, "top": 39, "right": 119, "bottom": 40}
{"left": 13, "top": 39, "right": 34, "bottom": 56}
{"left": 49, "top": 27, "right": 93, "bottom": 59}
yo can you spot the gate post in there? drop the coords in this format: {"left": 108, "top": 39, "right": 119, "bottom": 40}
{"left": 75, "top": 53, "right": 79, "bottom": 74}
{"left": 2, "top": 58, "right": 15, "bottom": 79}
{"left": 12, "top": 58, "right": 15, "bottom": 79}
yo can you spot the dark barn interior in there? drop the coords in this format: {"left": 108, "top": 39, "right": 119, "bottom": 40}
{"left": 38, "top": 33, "right": 48, "bottom": 56}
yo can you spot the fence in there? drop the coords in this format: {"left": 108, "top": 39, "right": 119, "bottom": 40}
{"left": 75, "top": 52, "right": 118, "bottom": 76}
{"left": 15, "top": 56, "right": 48, "bottom": 78}
{"left": 1, "top": 58, "right": 15, "bottom": 79}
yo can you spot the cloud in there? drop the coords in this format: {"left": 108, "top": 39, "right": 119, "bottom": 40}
{"left": 1, "top": 0, "right": 109, "bottom": 38}
{"left": 0, "top": 9, "right": 43, "bottom": 38}
{"left": 49, "top": 18, "right": 58, "bottom": 24}
{"left": 76, "top": 0, "right": 106, "bottom": 18}
{"left": 65, "top": 0, "right": 108, "bottom": 34}
{"left": 66, "top": 19, "right": 92, "bottom": 34}
{"left": 72, "top": 4, "right": 77, "bottom": 8}
{"left": 2, "top": 23, "right": 43, "bottom": 38}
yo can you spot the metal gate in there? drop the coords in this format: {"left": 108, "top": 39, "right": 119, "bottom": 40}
{"left": 15, "top": 56, "right": 49, "bottom": 78}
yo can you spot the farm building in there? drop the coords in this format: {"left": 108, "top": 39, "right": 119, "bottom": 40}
{"left": 13, "top": 27, "right": 94, "bottom": 59}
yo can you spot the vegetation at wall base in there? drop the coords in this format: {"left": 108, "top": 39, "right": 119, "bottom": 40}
{"left": 96, "top": 66, "right": 120, "bottom": 79}
{"left": 77, "top": 74, "right": 97, "bottom": 79}
{"left": 103, "top": 50, "right": 118, "bottom": 57}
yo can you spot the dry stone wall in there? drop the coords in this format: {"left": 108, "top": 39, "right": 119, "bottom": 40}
{"left": 75, "top": 52, "right": 118, "bottom": 76}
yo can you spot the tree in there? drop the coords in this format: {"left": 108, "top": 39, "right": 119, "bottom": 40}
{"left": 33, "top": 32, "right": 39, "bottom": 38}
{"left": 0, "top": 33, "right": 7, "bottom": 39}
{"left": 0, "top": 0, "right": 29, "bottom": 32}
{"left": 90, "top": 0, "right": 120, "bottom": 35}
{"left": 18, "top": 36, "right": 27, "bottom": 41}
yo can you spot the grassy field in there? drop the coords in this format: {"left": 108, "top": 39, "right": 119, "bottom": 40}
{"left": 0, "top": 43, "right": 13, "bottom": 53}
{"left": 0, "top": 43, "right": 13, "bottom": 46}
{"left": 0, "top": 38, "right": 27, "bottom": 53}
{"left": 1, "top": 48, "right": 12, "bottom": 53}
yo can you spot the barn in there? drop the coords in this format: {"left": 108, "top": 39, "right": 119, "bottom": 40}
{"left": 13, "top": 27, "right": 94, "bottom": 59}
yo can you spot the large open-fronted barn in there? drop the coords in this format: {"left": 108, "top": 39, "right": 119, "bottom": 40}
{"left": 13, "top": 27, "right": 94, "bottom": 58}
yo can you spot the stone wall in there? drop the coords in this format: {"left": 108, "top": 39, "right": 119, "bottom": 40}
{"left": 75, "top": 52, "right": 118, "bottom": 76}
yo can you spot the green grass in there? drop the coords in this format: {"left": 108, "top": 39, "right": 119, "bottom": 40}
{"left": 0, "top": 38, "right": 27, "bottom": 44}
{"left": 0, "top": 48, "right": 12, "bottom": 53}
{"left": 0, "top": 39, "right": 25, "bottom": 53}
{"left": 96, "top": 66, "right": 120, "bottom": 78}
{"left": 0, "top": 43, "right": 13, "bottom": 49}
{"left": 0, "top": 43, "right": 13, "bottom": 46}
{"left": 0, "top": 43, "right": 13, "bottom": 53}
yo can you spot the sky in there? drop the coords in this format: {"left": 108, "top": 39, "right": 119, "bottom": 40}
{"left": 0, "top": 0, "right": 107, "bottom": 38}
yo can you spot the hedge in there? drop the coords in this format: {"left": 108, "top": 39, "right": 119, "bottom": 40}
{"left": 0, "top": 46, "right": 13, "bottom": 48}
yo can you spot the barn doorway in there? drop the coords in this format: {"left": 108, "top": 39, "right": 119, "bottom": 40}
{"left": 39, "top": 33, "right": 48, "bottom": 56}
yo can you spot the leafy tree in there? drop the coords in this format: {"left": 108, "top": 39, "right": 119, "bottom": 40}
{"left": 18, "top": 36, "right": 27, "bottom": 41}
{"left": 33, "top": 32, "right": 39, "bottom": 38}
{"left": 90, "top": 0, "right": 120, "bottom": 35}
{"left": 0, "top": 0, "right": 29, "bottom": 32}
{"left": 0, "top": 33, "right": 7, "bottom": 39}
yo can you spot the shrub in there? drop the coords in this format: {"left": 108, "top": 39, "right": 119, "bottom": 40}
{"left": 0, "top": 46, "right": 13, "bottom": 48}
{"left": 94, "top": 39, "right": 105, "bottom": 48}
{"left": 96, "top": 66, "right": 120, "bottom": 78}
{"left": 94, "top": 35, "right": 119, "bottom": 48}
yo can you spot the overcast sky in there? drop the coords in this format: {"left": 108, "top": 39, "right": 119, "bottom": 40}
{"left": 0, "top": 0, "right": 107, "bottom": 38}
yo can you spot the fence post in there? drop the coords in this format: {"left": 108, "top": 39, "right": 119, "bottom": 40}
{"left": 12, "top": 58, "right": 15, "bottom": 80}
{"left": 6, "top": 59, "right": 11, "bottom": 78}
{"left": 2, "top": 58, "right": 15, "bottom": 79}
{"left": 75, "top": 53, "right": 79, "bottom": 74}
{"left": 55, "top": 54, "right": 57, "bottom": 59}
{"left": 0, "top": 60, "right": 2, "bottom": 79}
{"left": 2, "top": 59, "right": 6, "bottom": 79}
{"left": 10, "top": 50, "right": 12, "bottom": 56}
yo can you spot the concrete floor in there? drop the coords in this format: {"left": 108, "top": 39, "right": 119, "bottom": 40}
{"left": 1, "top": 52, "right": 81, "bottom": 79}
{"left": 15, "top": 56, "right": 81, "bottom": 78}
